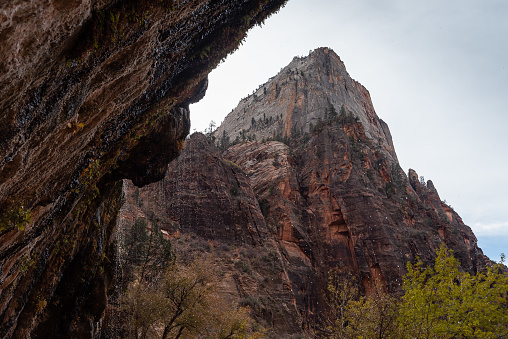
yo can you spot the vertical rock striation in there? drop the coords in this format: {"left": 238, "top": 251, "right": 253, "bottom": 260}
{"left": 215, "top": 47, "right": 397, "bottom": 162}
{"left": 121, "top": 134, "right": 306, "bottom": 336}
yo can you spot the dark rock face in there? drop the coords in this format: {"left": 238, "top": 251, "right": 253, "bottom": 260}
{"left": 121, "top": 134, "right": 307, "bottom": 336}
{"left": 0, "top": 0, "right": 288, "bottom": 337}
{"left": 126, "top": 48, "right": 490, "bottom": 337}
{"left": 130, "top": 132, "right": 270, "bottom": 244}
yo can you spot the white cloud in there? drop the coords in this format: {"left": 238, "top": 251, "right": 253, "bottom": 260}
{"left": 473, "top": 221, "right": 508, "bottom": 237}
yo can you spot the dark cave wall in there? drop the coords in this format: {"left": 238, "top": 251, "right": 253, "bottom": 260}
{"left": 0, "top": 0, "right": 288, "bottom": 337}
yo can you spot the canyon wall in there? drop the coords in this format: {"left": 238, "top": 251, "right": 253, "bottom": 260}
{"left": 125, "top": 48, "right": 490, "bottom": 337}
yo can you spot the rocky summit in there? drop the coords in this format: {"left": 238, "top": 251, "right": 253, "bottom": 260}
{"left": 124, "top": 47, "right": 490, "bottom": 337}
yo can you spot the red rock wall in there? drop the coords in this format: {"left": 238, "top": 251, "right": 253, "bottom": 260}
{"left": 124, "top": 48, "right": 491, "bottom": 337}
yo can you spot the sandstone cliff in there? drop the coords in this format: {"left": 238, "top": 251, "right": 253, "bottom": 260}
{"left": 126, "top": 48, "right": 490, "bottom": 337}
{"left": 121, "top": 134, "right": 306, "bottom": 336}
{"left": 0, "top": 1, "right": 288, "bottom": 337}
{"left": 215, "top": 47, "right": 397, "bottom": 163}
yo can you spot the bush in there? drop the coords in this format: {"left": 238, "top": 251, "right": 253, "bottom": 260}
{"left": 321, "top": 245, "right": 508, "bottom": 338}
{"left": 398, "top": 245, "right": 508, "bottom": 338}
{"left": 122, "top": 259, "right": 263, "bottom": 338}
{"left": 0, "top": 201, "right": 31, "bottom": 232}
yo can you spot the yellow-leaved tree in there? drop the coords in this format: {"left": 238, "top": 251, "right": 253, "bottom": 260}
{"left": 322, "top": 244, "right": 508, "bottom": 339}
{"left": 322, "top": 269, "right": 399, "bottom": 338}
{"left": 123, "top": 259, "right": 258, "bottom": 339}
{"left": 398, "top": 244, "right": 508, "bottom": 339}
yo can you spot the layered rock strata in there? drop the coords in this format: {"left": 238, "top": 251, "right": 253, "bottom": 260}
{"left": 121, "top": 134, "right": 306, "bottom": 336}
{"left": 215, "top": 47, "right": 397, "bottom": 162}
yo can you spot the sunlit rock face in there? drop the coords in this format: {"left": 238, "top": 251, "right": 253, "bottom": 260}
{"left": 0, "top": 0, "right": 288, "bottom": 337}
{"left": 128, "top": 48, "right": 490, "bottom": 337}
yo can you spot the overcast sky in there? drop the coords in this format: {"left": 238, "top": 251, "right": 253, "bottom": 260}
{"left": 190, "top": 0, "right": 508, "bottom": 262}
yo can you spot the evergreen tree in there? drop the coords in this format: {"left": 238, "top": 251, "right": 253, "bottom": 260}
{"left": 123, "top": 217, "right": 174, "bottom": 282}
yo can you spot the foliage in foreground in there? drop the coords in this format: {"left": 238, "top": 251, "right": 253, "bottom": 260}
{"left": 123, "top": 260, "right": 260, "bottom": 339}
{"left": 398, "top": 245, "right": 508, "bottom": 339}
{"left": 322, "top": 270, "right": 399, "bottom": 338}
{"left": 322, "top": 245, "right": 508, "bottom": 339}
{"left": 120, "top": 218, "right": 265, "bottom": 339}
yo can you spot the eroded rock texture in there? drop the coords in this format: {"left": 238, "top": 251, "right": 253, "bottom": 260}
{"left": 0, "top": 0, "right": 288, "bottom": 337}
{"left": 121, "top": 134, "right": 305, "bottom": 336}
{"left": 215, "top": 47, "right": 397, "bottom": 162}
{"left": 127, "top": 48, "right": 490, "bottom": 337}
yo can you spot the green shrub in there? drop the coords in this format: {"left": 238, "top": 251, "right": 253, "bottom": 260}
{"left": 0, "top": 204, "right": 31, "bottom": 232}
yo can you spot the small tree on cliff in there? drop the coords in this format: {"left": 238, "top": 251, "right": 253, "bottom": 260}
{"left": 205, "top": 120, "right": 217, "bottom": 144}
{"left": 219, "top": 130, "right": 230, "bottom": 150}
{"left": 324, "top": 103, "right": 338, "bottom": 122}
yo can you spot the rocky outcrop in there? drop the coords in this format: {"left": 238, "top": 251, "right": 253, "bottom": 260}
{"left": 0, "top": 1, "right": 288, "bottom": 337}
{"left": 218, "top": 47, "right": 489, "bottom": 292}
{"left": 130, "top": 133, "right": 269, "bottom": 244}
{"left": 126, "top": 48, "right": 490, "bottom": 337}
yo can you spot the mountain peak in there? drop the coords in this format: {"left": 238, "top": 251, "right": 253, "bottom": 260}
{"left": 215, "top": 47, "right": 397, "bottom": 162}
